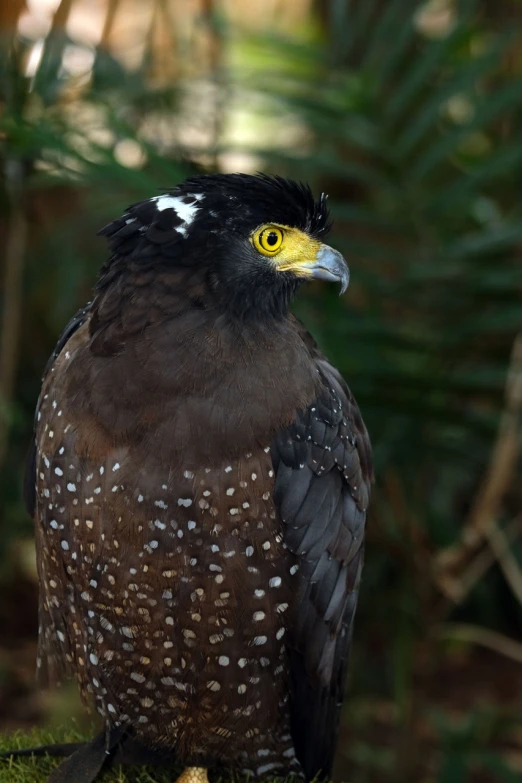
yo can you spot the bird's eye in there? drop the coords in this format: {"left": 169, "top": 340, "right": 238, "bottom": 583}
{"left": 253, "top": 226, "right": 284, "bottom": 255}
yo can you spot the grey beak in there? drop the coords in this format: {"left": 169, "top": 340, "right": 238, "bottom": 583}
{"left": 303, "top": 245, "right": 350, "bottom": 294}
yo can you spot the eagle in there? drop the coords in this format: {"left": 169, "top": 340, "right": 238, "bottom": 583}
{"left": 16, "top": 174, "right": 372, "bottom": 783}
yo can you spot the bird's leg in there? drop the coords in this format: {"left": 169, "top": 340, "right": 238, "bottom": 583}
{"left": 174, "top": 767, "right": 209, "bottom": 783}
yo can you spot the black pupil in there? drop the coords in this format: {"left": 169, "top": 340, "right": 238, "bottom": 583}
{"left": 266, "top": 231, "right": 278, "bottom": 247}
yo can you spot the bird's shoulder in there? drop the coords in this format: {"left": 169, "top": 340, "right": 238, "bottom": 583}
{"left": 25, "top": 307, "right": 93, "bottom": 518}
{"left": 285, "top": 313, "right": 373, "bottom": 498}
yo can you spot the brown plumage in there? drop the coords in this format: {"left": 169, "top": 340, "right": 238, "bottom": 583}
{"left": 23, "top": 174, "right": 372, "bottom": 783}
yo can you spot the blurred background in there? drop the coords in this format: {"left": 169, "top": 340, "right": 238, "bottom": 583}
{"left": 1, "top": 0, "right": 522, "bottom": 781}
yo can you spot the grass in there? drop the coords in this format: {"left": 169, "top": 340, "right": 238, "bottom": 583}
{"left": 0, "top": 727, "right": 178, "bottom": 783}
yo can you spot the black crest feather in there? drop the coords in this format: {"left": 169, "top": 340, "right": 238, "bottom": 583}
{"left": 98, "top": 173, "right": 331, "bottom": 262}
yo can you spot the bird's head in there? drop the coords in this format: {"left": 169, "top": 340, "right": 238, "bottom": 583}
{"left": 99, "top": 173, "right": 349, "bottom": 321}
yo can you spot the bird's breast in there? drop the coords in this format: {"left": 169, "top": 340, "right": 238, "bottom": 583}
{"left": 35, "top": 381, "right": 299, "bottom": 759}
{"left": 60, "top": 314, "right": 320, "bottom": 468}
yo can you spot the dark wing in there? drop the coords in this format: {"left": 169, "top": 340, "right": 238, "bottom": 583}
{"left": 23, "top": 305, "right": 90, "bottom": 518}
{"left": 271, "top": 351, "right": 372, "bottom": 782}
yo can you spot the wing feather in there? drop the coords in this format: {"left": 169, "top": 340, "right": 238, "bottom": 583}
{"left": 272, "top": 347, "right": 372, "bottom": 782}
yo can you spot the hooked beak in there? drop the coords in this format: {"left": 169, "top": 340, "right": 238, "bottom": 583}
{"left": 301, "top": 245, "right": 350, "bottom": 294}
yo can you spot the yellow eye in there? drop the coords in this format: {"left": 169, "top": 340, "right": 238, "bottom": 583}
{"left": 253, "top": 226, "right": 284, "bottom": 255}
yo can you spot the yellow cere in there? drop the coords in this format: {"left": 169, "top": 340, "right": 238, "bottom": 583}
{"left": 250, "top": 223, "right": 323, "bottom": 276}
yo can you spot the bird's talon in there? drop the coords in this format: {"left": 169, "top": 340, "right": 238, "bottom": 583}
{"left": 174, "top": 767, "right": 209, "bottom": 783}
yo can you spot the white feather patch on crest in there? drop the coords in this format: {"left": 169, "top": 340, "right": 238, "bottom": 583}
{"left": 153, "top": 194, "right": 202, "bottom": 227}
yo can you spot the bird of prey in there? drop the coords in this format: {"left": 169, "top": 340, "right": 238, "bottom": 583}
{"left": 18, "top": 174, "right": 372, "bottom": 783}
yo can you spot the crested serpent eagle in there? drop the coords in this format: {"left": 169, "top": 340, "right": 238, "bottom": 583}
{"left": 14, "top": 174, "right": 373, "bottom": 783}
